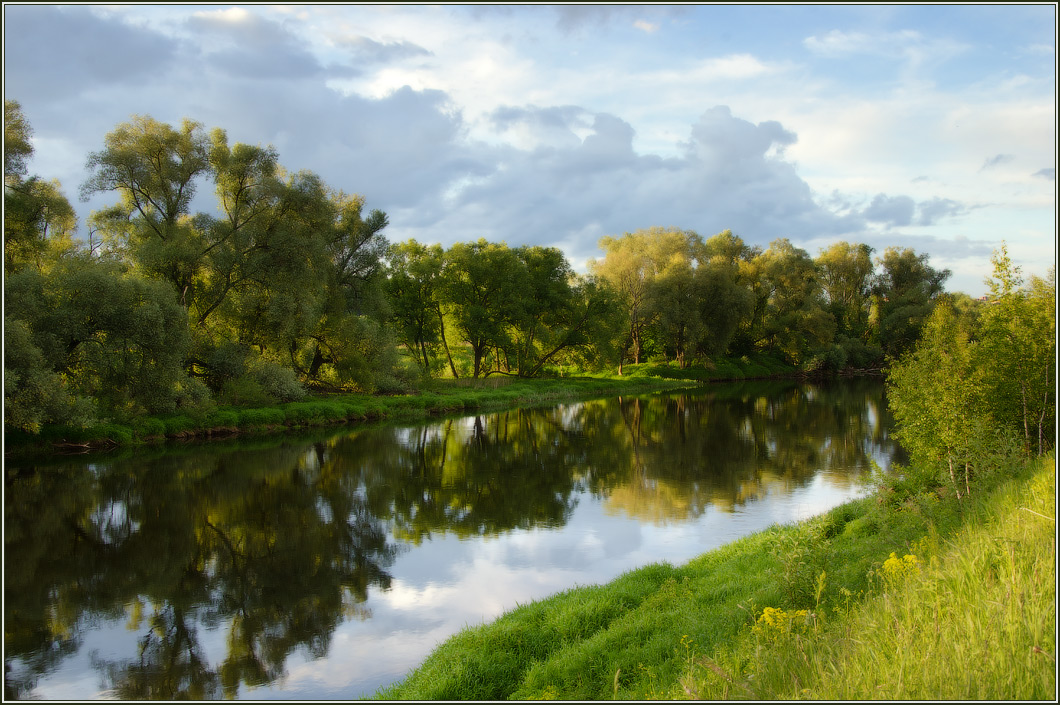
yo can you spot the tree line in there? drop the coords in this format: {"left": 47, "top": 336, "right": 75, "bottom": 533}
{"left": 4, "top": 100, "right": 973, "bottom": 432}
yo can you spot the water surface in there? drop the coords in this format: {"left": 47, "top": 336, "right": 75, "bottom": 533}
{"left": 4, "top": 378, "right": 903, "bottom": 699}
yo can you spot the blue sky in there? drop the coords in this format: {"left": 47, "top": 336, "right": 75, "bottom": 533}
{"left": 4, "top": 3, "right": 1056, "bottom": 295}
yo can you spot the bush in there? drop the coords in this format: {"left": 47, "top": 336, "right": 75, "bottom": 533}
{"left": 219, "top": 376, "right": 272, "bottom": 408}
{"left": 247, "top": 357, "right": 306, "bottom": 402}
{"left": 133, "top": 418, "right": 167, "bottom": 438}
{"left": 162, "top": 415, "right": 197, "bottom": 435}
{"left": 204, "top": 409, "right": 240, "bottom": 428}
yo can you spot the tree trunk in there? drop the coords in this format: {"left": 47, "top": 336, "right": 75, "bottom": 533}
{"left": 436, "top": 304, "right": 459, "bottom": 378}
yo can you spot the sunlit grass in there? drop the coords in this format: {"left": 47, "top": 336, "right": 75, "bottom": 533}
{"left": 736, "top": 454, "right": 1056, "bottom": 701}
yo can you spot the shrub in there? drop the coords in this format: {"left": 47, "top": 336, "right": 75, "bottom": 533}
{"left": 133, "top": 418, "right": 167, "bottom": 438}
{"left": 247, "top": 357, "right": 306, "bottom": 402}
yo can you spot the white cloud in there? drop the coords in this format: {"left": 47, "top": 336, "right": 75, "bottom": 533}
{"left": 4, "top": 4, "right": 1054, "bottom": 299}
{"left": 803, "top": 28, "right": 968, "bottom": 65}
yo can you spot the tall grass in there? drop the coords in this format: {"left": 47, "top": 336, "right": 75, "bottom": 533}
{"left": 730, "top": 454, "right": 1056, "bottom": 701}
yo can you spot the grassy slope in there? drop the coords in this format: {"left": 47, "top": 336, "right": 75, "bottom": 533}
{"left": 377, "top": 453, "right": 1055, "bottom": 701}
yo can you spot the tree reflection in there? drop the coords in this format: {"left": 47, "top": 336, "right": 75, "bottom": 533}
{"left": 4, "top": 444, "right": 397, "bottom": 700}
{"left": 326, "top": 408, "right": 581, "bottom": 543}
{"left": 4, "top": 379, "right": 900, "bottom": 698}
{"left": 580, "top": 378, "right": 899, "bottom": 522}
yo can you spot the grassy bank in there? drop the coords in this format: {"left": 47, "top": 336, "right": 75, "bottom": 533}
{"left": 609, "top": 353, "right": 797, "bottom": 382}
{"left": 4, "top": 352, "right": 805, "bottom": 457}
{"left": 3, "top": 375, "right": 696, "bottom": 457}
{"left": 376, "top": 452, "right": 1055, "bottom": 701}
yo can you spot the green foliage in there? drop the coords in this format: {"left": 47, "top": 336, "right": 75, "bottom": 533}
{"left": 5, "top": 254, "right": 195, "bottom": 420}
{"left": 888, "top": 246, "right": 1055, "bottom": 499}
{"left": 5, "top": 100, "right": 80, "bottom": 275}
{"left": 769, "top": 519, "right": 828, "bottom": 605}
{"left": 873, "top": 246, "right": 950, "bottom": 358}
{"left": 386, "top": 239, "right": 446, "bottom": 372}
{"left": 815, "top": 241, "right": 875, "bottom": 340}
{"left": 79, "top": 112, "right": 394, "bottom": 397}
{"left": 741, "top": 238, "right": 836, "bottom": 365}
{"left": 441, "top": 239, "right": 527, "bottom": 377}
{"left": 3, "top": 316, "right": 96, "bottom": 432}
{"left": 976, "top": 246, "right": 1056, "bottom": 455}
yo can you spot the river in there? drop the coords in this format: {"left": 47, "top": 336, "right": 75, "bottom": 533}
{"left": 3, "top": 378, "right": 904, "bottom": 700}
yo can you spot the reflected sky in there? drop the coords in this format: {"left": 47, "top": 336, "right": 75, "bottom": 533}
{"left": 5, "top": 379, "right": 902, "bottom": 700}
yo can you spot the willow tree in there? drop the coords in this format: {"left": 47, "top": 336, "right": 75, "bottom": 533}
{"left": 693, "top": 230, "right": 755, "bottom": 359}
{"left": 592, "top": 227, "right": 699, "bottom": 370}
{"left": 5, "top": 103, "right": 200, "bottom": 427}
{"left": 739, "top": 238, "right": 835, "bottom": 364}
{"left": 510, "top": 246, "right": 623, "bottom": 377}
{"left": 872, "top": 246, "right": 950, "bottom": 359}
{"left": 386, "top": 240, "right": 448, "bottom": 374}
{"left": 441, "top": 239, "right": 528, "bottom": 378}
{"left": 81, "top": 115, "right": 391, "bottom": 395}
{"left": 4, "top": 100, "right": 79, "bottom": 274}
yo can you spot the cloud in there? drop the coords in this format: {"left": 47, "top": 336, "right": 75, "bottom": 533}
{"left": 386, "top": 104, "right": 860, "bottom": 268}
{"left": 916, "top": 197, "right": 970, "bottom": 225}
{"left": 1032, "top": 167, "right": 1055, "bottom": 180}
{"left": 862, "top": 194, "right": 916, "bottom": 227}
{"left": 186, "top": 8, "right": 336, "bottom": 80}
{"left": 2, "top": 6, "right": 179, "bottom": 101}
{"left": 633, "top": 20, "right": 660, "bottom": 34}
{"left": 336, "top": 36, "right": 432, "bottom": 65}
{"left": 860, "top": 194, "right": 972, "bottom": 228}
{"left": 488, "top": 105, "right": 591, "bottom": 150}
{"left": 803, "top": 28, "right": 968, "bottom": 65}
{"left": 980, "top": 153, "right": 1014, "bottom": 170}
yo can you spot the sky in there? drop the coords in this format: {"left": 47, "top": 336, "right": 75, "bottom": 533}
{"left": 3, "top": 3, "right": 1056, "bottom": 296}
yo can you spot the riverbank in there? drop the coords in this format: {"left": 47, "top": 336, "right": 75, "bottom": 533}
{"left": 3, "top": 353, "right": 800, "bottom": 458}
{"left": 3, "top": 376, "right": 699, "bottom": 458}
{"left": 376, "top": 451, "right": 1055, "bottom": 700}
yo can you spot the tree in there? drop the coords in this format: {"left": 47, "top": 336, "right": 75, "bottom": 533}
{"left": 441, "top": 240, "right": 527, "bottom": 377}
{"left": 81, "top": 115, "right": 391, "bottom": 394}
{"left": 514, "top": 249, "right": 624, "bottom": 377}
{"left": 386, "top": 240, "right": 447, "bottom": 373}
{"left": 887, "top": 302, "right": 989, "bottom": 499}
{"left": 5, "top": 104, "right": 200, "bottom": 427}
{"left": 644, "top": 233, "right": 702, "bottom": 368}
{"left": 815, "top": 241, "right": 874, "bottom": 338}
{"left": 738, "top": 239, "right": 835, "bottom": 364}
{"left": 3, "top": 316, "right": 95, "bottom": 432}
{"left": 5, "top": 255, "right": 197, "bottom": 419}
{"left": 4, "top": 100, "right": 79, "bottom": 274}
{"left": 872, "top": 246, "right": 950, "bottom": 359}
{"left": 80, "top": 115, "right": 211, "bottom": 300}
{"left": 592, "top": 227, "right": 698, "bottom": 370}
{"left": 977, "top": 245, "right": 1055, "bottom": 455}
{"left": 693, "top": 231, "right": 755, "bottom": 358}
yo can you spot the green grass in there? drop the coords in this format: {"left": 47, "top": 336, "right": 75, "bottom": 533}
{"left": 376, "top": 452, "right": 1055, "bottom": 701}
{"left": 724, "top": 453, "right": 1057, "bottom": 701}
{"left": 593, "top": 352, "right": 798, "bottom": 383}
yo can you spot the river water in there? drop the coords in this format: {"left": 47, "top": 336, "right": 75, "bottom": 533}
{"left": 3, "top": 378, "right": 903, "bottom": 700}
